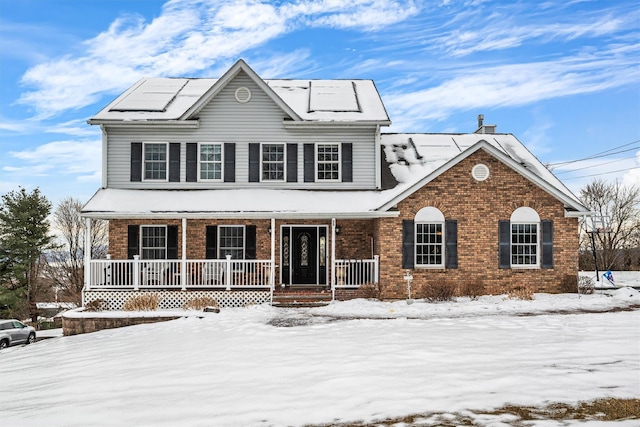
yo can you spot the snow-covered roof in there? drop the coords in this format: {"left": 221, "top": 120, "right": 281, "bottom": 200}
{"left": 88, "top": 60, "right": 390, "bottom": 125}
{"left": 82, "top": 133, "right": 589, "bottom": 218}
{"left": 380, "top": 133, "right": 588, "bottom": 213}
{"left": 81, "top": 188, "right": 398, "bottom": 219}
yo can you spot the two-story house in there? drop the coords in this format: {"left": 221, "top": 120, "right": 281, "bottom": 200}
{"left": 81, "top": 59, "right": 591, "bottom": 309}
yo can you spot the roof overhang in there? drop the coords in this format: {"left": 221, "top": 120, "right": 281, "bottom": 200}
{"left": 283, "top": 120, "right": 391, "bottom": 129}
{"left": 87, "top": 120, "right": 200, "bottom": 128}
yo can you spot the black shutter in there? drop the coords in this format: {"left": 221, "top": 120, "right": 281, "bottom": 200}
{"left": 402, "top": 220, "right": 415, "bottom": 269}
{"left": 205, "top": 226, "right": 217, "bottom": 259}
{"left": 445, "top": 220, "right": 458, "bottom": 269}
{"left": 245, "top": 225, "right": 256, "bottom": 260}
{"left": 249, "top": 143, "right": 260, "bottom": 182}
{"left": 169, "top": 143, "right": 180, "bottom": 182}
{"left": 541, "top": 220, "right": 553, "bottom": 269}
{"left": 186, "top": 143, "right": 197, "bottom": 182}
{"left": 342, "top": 143, "right": 353, "bottom": 182}
{"left": 127, "top": 225, "right": 139, "bottom": 259}
{"left": 287, "top": 143, "right": 298, "bottom": 182}
{"left": 304, "top": 144, "right": 315, "bottom": 182}
{"left": 131, "top": 143, "right": 142, "bottom": 182}
{"left": 224, "top": 143, "right": 235, "bottom": 182}
{"left": 167, "top": 226, "right": 178, "bottom": 259}
{"left": 498, "top": 220, "right": 511, "bottom": 268}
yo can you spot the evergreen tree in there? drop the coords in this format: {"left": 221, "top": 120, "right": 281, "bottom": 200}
{"left": 0, "top": 187, "right": 54, "bottom": 321}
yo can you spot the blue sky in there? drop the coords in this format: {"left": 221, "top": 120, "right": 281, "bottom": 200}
{"left": 1, "top": 0, "right": 639, "bottom": 205}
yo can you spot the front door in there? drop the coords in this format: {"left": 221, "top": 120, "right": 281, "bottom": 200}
{"left": 281, "top": 226, "right": 327, "bottom": 286}
{"left": 292, "top": 227, "right": 317, "bottom": 285}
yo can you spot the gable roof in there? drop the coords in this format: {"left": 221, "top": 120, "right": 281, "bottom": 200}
{"left": 379, "top": 133, "right": 589, "bottom": 213}
{"left": 88, "top": 59, "right": 390, "bottom": 125}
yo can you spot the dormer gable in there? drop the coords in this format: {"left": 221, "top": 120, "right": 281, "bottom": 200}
{"left": 182, "top": 59, "right": 301, "bottom": 122}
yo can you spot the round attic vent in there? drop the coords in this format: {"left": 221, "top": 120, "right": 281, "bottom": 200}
{"left": 472, "top": 164, "right": 490, "bottom": 181}
{"left": 235, "top": 87, "right": 251, "bottom": 103}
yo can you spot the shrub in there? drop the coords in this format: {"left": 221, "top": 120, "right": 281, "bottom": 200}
{"left": 578, "top": 276, "right": 595, "bottom": 295}
{"left": 558, "top": 274, "right": 578, "bottom": 293}
{"left": 507, "top": 285, "right": 535, "bottom": 301}
{"left": 182, "top": 296, "right": 219, "bottom": 311}
{"left": 459, "top": 280, "right": 486, "bottom": 300}
{"left": 123, "top": 294, "right": 160, "bottom": 311}
{"left": 424, "top": 281, "right": 456, "bottom": 302}
{"left": 84, "top": 299, "right": 107, "bottom": 312}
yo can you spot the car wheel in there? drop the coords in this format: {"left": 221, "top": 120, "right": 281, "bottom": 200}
{"left": 26, "top": 333, "right": 36, "bottom": 344}
{"left": 0, "top": 340, "right": 8, "bottom": 350}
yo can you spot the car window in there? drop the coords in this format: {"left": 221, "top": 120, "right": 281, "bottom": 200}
{"left": 11, "top": 321, "right": 25, "bottom": 329}
{"left": 0, "top": 322, "right": 10, "bottom": 330}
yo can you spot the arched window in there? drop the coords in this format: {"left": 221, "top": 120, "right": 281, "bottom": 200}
{"left": 510, "top": 207, "right": 540, "bottom": 267}
{"left": 415, "top": 207, "right": 445, "bottom": 268}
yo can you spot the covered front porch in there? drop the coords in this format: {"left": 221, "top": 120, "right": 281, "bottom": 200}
{"left": 82, "top": 217, "right": 381, "bottom": 308}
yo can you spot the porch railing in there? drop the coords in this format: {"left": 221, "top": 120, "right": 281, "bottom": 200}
{"left": 334, "top": 255, "right": 379, "bottom": 288}
{"left": 87, "top": 255, "right": 274, "bottom": 291}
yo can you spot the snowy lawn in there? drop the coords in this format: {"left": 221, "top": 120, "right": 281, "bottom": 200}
{"left": 1, "top": 289, "right": 639, "bottom": 427}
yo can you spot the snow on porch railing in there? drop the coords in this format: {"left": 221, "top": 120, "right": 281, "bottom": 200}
{"left": 87, "top": 256, "right": 274, "bottom": 291}
{"left": 334, "top": 256, "right": 379, "bottom": 288}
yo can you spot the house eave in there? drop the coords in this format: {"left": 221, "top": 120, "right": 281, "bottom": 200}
{"left": 283, "top": 120, "right": 391, "bottom": 129}
{"left": 87, "top": 120, "right": 200, "bottom": 129}
{"left": 81, "top": 211, "right": 399, "bottom": 220}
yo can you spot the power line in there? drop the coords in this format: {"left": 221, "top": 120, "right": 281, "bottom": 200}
{"left": 547, "top": 139, "right": 640, "bottom": 167}
{"left": 554, "top": 155, "right": 637, "bottom": 175}
{"left": 561, "top": 166, "right": 640, "bottom": 180}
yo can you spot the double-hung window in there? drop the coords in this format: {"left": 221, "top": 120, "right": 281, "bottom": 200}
{"left": 219, "top": 226, "right": 245, "bottom": 259}
{"left": 316, "top": 143, "right": 340, "bottom": 181}
{"left": 144, "top": 143, "right": 167, "bottom": 181}
{"left": 141, "top": 225, "right": 167, "bottom": 259}
{"left": 199, "top": 143, "right": 223, "bottom": 181}
{"left": 510, "top": 207, "right": 540, "bottom": 268}
{"left": 261, "top": 143, "right": 285, "bottom": 181}
{"left": 414, "top": 207, "right": 445, "bottom": 268}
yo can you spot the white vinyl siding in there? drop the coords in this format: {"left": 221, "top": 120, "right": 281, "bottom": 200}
{"left": 105, "top": 71, "right": 378, "bottom": 189}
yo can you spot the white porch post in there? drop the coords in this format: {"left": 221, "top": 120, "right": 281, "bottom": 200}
{"left": 331, "top": 218, "right": 336, "bottom": 300}
{"left": 83, "top": 217, "right": 92, "bottom": 291}
{"left": 181, "top": 218, "right": 187, "bottom": 291}
{"left": 270, "top": 218, "right": 275, "bottom": 288}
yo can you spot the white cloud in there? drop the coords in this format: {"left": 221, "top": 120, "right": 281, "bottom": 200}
{"left": 384, "top": 48, "right": 640, "bottom": 131}
{"left": 15, "top": 0, "right": 420, "bottom": 119}
{"left": 9, "top": 139, "right": 101, "bottom": 177}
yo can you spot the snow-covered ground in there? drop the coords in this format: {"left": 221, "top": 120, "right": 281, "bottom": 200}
{"left": 1, "top": 288, "right": 639, "bottom": 427}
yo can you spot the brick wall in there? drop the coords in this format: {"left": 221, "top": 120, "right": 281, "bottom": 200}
{"left": 376, "top": 149, "right": 580, "bottom": 299}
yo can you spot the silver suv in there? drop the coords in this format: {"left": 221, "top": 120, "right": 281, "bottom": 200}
{"left": 0, "top": 319, "right": 36, "bottom": 350}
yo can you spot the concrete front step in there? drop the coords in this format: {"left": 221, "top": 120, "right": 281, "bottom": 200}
{"left": 272, "top": 292, "right": 333, "bottom": 307}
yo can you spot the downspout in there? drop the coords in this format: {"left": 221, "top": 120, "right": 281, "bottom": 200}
{"left": 375, "top": 124, "right": 381, "bottom": 189}
{"left": 100, "top": 125, "right": 108, "bottom": 188}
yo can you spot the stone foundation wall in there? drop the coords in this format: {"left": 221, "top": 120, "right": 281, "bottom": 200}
{"left": 62, "top": 314, "right": 180, "bottom": 336}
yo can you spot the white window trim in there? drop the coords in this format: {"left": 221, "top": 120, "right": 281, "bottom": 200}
{"left": 510, "top": 207, "right": 541, "bottom": 269}
{"left": 198, "top": 142, "right": 224, "bottom": 182}
{"left": 142, "top": 142, "right": 169, "bottom": 182}
{"left": 260, "top": 143, "right": 286, "bottom": 182}
{"left": 315, "top": 142, "right": 341, "bottom": 182}
{"left": 140, "top": 225, "right": 167, "bottom": 260}
{"left": 510, "top": 222, "right": 540, "bottom": 269}
{"left": 415, "top": 221, "right": 445, "bottom": 269}
{"left": 218, "top": 225, "right": 246, "bottom": 260}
